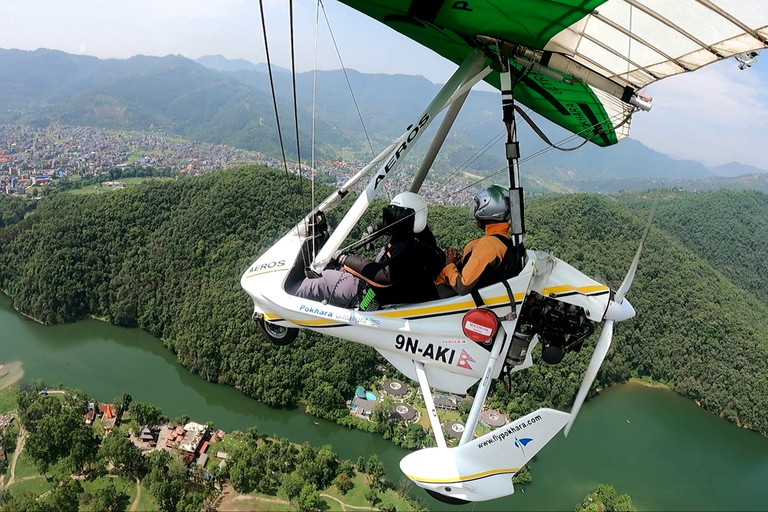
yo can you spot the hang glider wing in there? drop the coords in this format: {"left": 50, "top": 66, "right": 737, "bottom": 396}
{"left": 339, "top": 0, "right": 768, "bottom": 146}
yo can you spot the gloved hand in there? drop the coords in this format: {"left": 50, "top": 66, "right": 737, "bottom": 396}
{"left": 332, "top": 252, "right": 348, "bottom": 268}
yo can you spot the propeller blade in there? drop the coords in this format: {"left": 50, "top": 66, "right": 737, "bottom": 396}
{"left": 567, "top": 192, "right": 660, "bottom": 435}
{"left": 564, "top": 319, "right": 614, "bottom": 437}
{"left": 615, "top": 192, "right": 660, "bottom": 303}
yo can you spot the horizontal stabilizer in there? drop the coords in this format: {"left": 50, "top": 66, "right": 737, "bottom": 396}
{"left": 400, "top": 408, "right": 571, "bottom": 502}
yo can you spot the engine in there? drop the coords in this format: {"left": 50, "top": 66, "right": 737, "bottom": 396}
{"left": 508, "top": 291, "right": 595, "bottom": 365}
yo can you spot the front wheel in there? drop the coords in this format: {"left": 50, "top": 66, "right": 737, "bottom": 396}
{"left": 256, "top": 318, "right": 299, "bottom": 346}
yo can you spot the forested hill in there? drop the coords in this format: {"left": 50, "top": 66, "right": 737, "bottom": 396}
{"left": 616, "top": 189, "right": 768, "bottom": 303}
{"left": 1, "top": 168, "right": 768, "bottom": 438}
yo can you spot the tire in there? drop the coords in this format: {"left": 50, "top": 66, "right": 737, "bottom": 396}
{"left": 256, "top": 318, "right": 299, "bottom": 346}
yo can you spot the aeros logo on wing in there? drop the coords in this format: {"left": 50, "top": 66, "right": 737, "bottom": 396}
{"left": 375, "top": 114, "right": 430, "bottom": 189}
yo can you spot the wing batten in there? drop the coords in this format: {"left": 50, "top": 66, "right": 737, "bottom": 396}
{"left": 340, "top": 0, "right": 767, "bottom": 146}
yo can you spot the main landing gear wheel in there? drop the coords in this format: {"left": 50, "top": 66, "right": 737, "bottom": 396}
{"left": 256, "top": 318, "right": 298, "bottom": 346}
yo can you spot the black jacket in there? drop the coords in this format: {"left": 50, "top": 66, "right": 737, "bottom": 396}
{"left": 342, "top": 226, "right": 444, "bottom": 306}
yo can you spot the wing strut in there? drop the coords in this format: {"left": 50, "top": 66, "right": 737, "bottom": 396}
{"left": 409, "top": 60, "right": 491, "bottom": 194}
{"left": 458, "top": 327, "right": 509, "bottom": 445}
{"left": 413, "top": 361, "right": 447, "bottom": 449}
{"left": 499, "top": 60, "right": 525, "bottom": 250}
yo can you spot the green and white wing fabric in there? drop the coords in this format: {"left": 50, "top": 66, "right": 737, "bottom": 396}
{"left": 339, "top": 0, "right": 768, "bottom": 146}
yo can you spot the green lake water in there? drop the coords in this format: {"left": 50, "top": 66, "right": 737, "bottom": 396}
{"left": 2, "top": 293, "right": 767, "bottom": 511}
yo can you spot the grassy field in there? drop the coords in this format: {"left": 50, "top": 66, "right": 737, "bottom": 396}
{"left": 63, "top": 177, "right": 173, "bottom": 196}
{"left": 7, "top": 475, "right": 52, "bottom": 496}
{"left": 627, "top": 376, "right": 672, "bottom": 389}
{"left": 322, "top": 473, "right": 412, "bottom": 510}
{"left": 0, "top": 385, "right": 18, "bottom": 412}
{"left": 133, "top": 483, "right": 158, "bottom": 511}
{"left": 221, "top": 497, "right": 294, "bottom": 511}
{"left": 13, "top": 453, "right": 42, "bottom": 481}
{"left": 80, "top": 476, "right": 138, "bottom": 510}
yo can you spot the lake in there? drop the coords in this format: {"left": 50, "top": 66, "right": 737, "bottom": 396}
{"left": 2, "top": 293, "right": 767, "bottom": 511}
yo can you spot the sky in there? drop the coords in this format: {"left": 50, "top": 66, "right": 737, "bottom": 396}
{"left": 3, "top": 0, "right": 767, "bottom": 170}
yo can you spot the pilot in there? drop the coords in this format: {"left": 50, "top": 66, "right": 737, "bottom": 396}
{"left": 290, "top": 192, "right": 443, "bottom": 309}
{"left": 434, "top": 185, "right": 523, "bottom": 298}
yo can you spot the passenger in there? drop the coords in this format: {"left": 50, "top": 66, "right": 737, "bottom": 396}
{"left": 435, "top": 185, "right": 523, "bottom": 298}
{"left": 290, "top": 192, "right": 443, "bottom": 309}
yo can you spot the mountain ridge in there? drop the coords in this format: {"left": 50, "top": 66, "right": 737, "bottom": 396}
{"left": 2, "top": 48, "right": 766, "bottom": 191}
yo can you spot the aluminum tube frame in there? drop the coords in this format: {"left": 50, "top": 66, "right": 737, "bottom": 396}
{"left": 500, "top": 62, "right": 525, "bottom": 245}
{"left": 458, "top": 327, "right": 510, "bottom": 446}
{"left": 414, "top": 361, "right": 447, "bottom": 449}
{"left": 313, "top": 139, "right": 401, "bottom": 214}
{"left": 310, "top": 48, "right": 488, "bottom": 272}
{"left": 409, "top": 63, "right": 490, "bottom": 193}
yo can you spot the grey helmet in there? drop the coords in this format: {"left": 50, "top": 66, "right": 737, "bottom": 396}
{"left": 471, "top": 185, "right": 510, "bottom": 222}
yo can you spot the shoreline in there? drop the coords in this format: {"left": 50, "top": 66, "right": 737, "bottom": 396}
{"left": 0, "top": 361, "right": 24, "bottom": 391}
{"left": 625, "top": 377, "right": 671, "bottom": 390}
{"left": 2, "top": 290, "right": 110, "bottom": 326}
{"left": 0, "top": 290, "right": 48, "bottom": 325}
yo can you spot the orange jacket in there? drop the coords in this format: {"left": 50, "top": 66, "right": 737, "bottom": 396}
{"left": 435, "top": 222, "right": 511, "bottom": 297}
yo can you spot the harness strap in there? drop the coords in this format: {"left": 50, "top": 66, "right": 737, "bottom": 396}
{"left": 501, "top": 279, "right": 517, "bottom": 320}
{"left": 470, "top": 289, "right": 485, "bottom": 307}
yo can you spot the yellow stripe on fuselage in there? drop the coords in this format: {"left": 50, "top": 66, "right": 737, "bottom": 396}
{"left": 375, "top": 284, "right": 607, "bottom": 319}
{"left": 265, "top": 284, "right": 608, "bottom": 325}
{"left": 264, "top": 313, "right": 342, "bottom": 327}
{"left": 405, "top": 466, "right": 519, "bottom": 484}
{"left": 541, "top": 284, "right": 609, "bottom": 296}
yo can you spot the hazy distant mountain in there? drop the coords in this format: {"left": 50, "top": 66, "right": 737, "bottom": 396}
{"left": 709, "top": 161, "right": 768, "bottom": 177}
{"left": 194, "top": 55, "right": 259, "bottom": 72}
{"left": 2, "top": 48, "right": 767, "bottom": 192}
{"left": 0, "top": 48, "right": 355, "bottom": 160}
{"left": 195, "top": 56, "right": 291, "bottom": 75}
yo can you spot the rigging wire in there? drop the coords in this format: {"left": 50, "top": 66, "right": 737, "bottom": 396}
{"left": 311, "top": 1, "right": 321, "bottom": 213}
{"left": 288, "top": 0, "right": 307, "bottom": 218}
{"left": 437, "top": 105, "right": 614, "bottom": 195}
{"left": 308, "top": 1, "right": 323, "bottom": 258}
{"left": 319, "top": 0, "right": 375, "bottom": 159}
{"left": 258, "top": 0, "right": 299, "bottom": 221}
{"left": 523, "top": 105, "right": 635, "bottom": 164}
{"left": 432, "top": 66, "right": 531, "bottom": 193}
{"left": 434, "top": 71, "right": 604, "bottom": 194}
{"left": 434, "top": 128, "right": 506, "bottom": 190}
{"left": 452, "top": 107, "right": 638, "bottom": 195}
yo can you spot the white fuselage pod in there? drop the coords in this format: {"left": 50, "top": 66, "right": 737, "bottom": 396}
{"left": 240, "top": 227, "right": 625, "bottom": 395}
{"left": 399, "top": 407, "right": 572, "bottom": 502}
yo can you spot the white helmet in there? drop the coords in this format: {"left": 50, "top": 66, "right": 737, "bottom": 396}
{"left": 384, "top": 192, "right": 428, "bottom": 234}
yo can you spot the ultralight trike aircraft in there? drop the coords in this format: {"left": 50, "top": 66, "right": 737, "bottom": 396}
{"left": 241, "top": 0, "right": 767, "bottom": 504}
